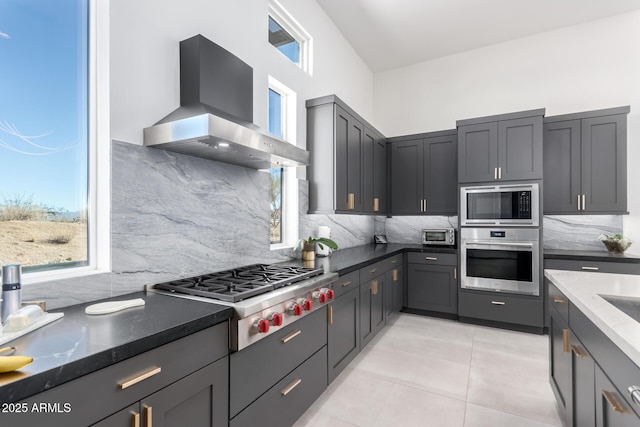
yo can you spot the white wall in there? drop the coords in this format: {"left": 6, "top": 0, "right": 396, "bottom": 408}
{"left": 374, "top": 10, "right": 640, "bottom": 253}
{"left": 110, "top": 0, "right": 374, "bottom": 149}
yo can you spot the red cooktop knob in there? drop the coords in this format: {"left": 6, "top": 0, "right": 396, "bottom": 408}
{"left": 270, "top": 312, "right": 283, "bottom": 326}
{"left": 255, "top": 318, "right": 270, "bottom": 333}
{"left": 288, "top": 303, "right": 303, "bottom": 316}
{"left": 302, "top": 299, "right": 312, "bottom": 311}
{"left": 326, "top": 289, "right": 335, "bottom": 300}
{"left": 318, "top": 293, "right": 327, "bottom": 303}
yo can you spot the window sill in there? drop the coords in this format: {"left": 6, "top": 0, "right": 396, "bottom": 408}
{"left": 23, "top": 266, "right": 111, "bottom": 285}
{"left": 270, "top": 242, "right": 295, "bottom": 251}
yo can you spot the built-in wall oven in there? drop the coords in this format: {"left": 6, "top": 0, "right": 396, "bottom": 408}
{"left": 460, "top": 183, "right": 539, "bottom": 227}
{"left": 460, "top": 227, "right": 540, "bottom": 296}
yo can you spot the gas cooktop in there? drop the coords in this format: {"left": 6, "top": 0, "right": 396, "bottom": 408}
{"left": 153, "top": 264, "right": 324, "bottom": 303}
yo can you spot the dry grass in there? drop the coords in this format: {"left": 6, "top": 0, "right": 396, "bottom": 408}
{"left": 0, "top": 221, "right": 87, "bottom": 266}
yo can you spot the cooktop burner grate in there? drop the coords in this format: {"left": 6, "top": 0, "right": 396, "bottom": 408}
{"left": 153, "top": 264, "right": 324, "bottom": 302}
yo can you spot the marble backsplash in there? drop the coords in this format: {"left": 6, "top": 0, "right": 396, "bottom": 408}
{"left": 385, "top": 216, "right": 458, "bottom": 244}
{"left": 543, "top": 215, "right": 623, "bottom": 251}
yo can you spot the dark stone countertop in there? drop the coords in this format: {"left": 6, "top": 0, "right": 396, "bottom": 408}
{"left": 287, "top": 243, "right": 458, "bottom": 275}
{"left": 544, "top": 249, "right": 640, "bottom": 263}
{"left": 0, "top": 291, "right": 233, "bottom": 403}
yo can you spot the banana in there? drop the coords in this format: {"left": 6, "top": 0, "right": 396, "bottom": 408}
{"left": 0, "top": 355, "right": 33, "bottom": 373}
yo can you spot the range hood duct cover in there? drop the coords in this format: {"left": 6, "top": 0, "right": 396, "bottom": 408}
{"left": 143, "top": 34, "right": 309, "bottom": 169}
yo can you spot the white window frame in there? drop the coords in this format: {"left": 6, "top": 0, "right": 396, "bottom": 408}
{"left": 24, "top": 0, "right": 111, "bottom": 284}
{"left": 269, "top": 76, "right": 298, "bottom": 250}
{"left": 268, "top": 0, "right": 313, "bottom": 75}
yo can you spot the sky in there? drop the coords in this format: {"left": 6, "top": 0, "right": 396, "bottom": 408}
{"left": 0, "top": 0, "right": 88, "bottom": 212}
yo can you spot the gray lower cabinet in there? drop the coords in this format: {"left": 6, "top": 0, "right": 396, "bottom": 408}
{"left": 360, "top": 273, "right": 385, "bottom": 348}
{"left": 595, "top": 364, "right": 640, "bottom": 427}
{"left": 5, "top": 323, "right": 229, "bottom": 427}
{"left": 549, "top": 302, "right": 572, "bottom": 427}
{"left": 543, "top": 107, "right": 629, "bottom": 214}
{"left": 457, "top": 109, "right": 544, "bottom": 183}
{"left": 328, "top": 286, "right": 360, "bottom": 383}
{"left": 571, "top": 336, "right": 595, "bottom": 427}
{"left": 458, "top": 291, "right": 543, "bottom": 328}
{"left": 93, "top": 358, "right": 228, "bottom": 427}
{"left": 389, "top": 130, "right": 457, "bottom": 215}
{"left": 544, "top": 259, "right": 640, "bottom": 276}
{"left": 407, "top": 252, "right": 457, "bottom": 314}
{"left": 385, "top": 265, "right": 403, "bottom": 318}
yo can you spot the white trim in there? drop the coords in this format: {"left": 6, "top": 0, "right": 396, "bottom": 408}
{"left": 268, "top": 0, "right": 313, "bottom": 75}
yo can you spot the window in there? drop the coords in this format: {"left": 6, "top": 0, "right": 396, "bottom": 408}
{"left": 268, "top": 78, "right": 298, "bottom": 248}
{"left": 268, "top": 0, "right": 312, "bottom": 74}
{"left": 0, "top": 0, "right": 107, "bottom": 280}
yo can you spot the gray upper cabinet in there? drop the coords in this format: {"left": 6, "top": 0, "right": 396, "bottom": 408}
{"left": 389, "top": 130, "right": 457, "bottom": 215}
{"left": 307, "top": 95, "right": 385, "bottom": 214}
{"left": 544, "top": 106, "right": 629, "bottom": 214}
{"left": 457, "top": 109, "right": 544, "bottom": 183}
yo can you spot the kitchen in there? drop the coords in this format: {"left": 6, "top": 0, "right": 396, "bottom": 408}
{"left": 1, "top": 0, "right": 640, "bottom": 426}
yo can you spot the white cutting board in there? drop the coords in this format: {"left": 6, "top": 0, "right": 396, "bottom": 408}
{"left": 0, "top": 312, "right": 65, "bottom": 346}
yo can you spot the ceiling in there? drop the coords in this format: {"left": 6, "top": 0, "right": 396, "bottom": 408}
{"left": 316, "top": 0, "right": 640, "bottom": 72}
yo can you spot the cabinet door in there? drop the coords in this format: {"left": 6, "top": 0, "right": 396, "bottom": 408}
{"left": 328, "top": 287, "right": 360, "bottom": 383}
{"left": 458, "top": 122, "right": 498, "bottom": 183}
{"left": 373, "top": 137, "right": 387, "bottom": 214}
{"left": 549, "top": 309, "right": 572, "bottom": 427}
{"left": 595, "top": 364, "right": 640, "bottom": 427}
{"left": 498, "top": 116, "right": 543, "bottom": 181}
{"left": 581, "top": 114, "right": 627, "bottom": 213}
{"left": 392, "top": 266, "right": 403, "bottom": 313}
{"left": 385, "top": 266, "right": 403, "bottom": 319}
{"left": 360, "top": 275, "right": 385, "bottom": 348}
{"left": 390, "top": 139, "right": 423, "bottom": 214}
{"left": 362, "top": 128, "right": 375, "bottom": 213}
{"left": 571, "top": 339, "right": 596, "bottom": 427}
{"left": 335, "top": 105, "right": 362, "bottom": 212}
{"left": 407, "top": 263, "right": 457, "bottom": 314}
{"left": 543, "top": 120, "right": 581, "bottom": 213}
{"left": 92, "top": 404, "right": 140, "bottom": 427}
{"left": 424, "top": 134, "right": 458, "bottom": 214}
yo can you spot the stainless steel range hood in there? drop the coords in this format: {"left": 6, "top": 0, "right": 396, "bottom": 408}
{"left": 143, "top": 35, "right": 309, "bottom": 169}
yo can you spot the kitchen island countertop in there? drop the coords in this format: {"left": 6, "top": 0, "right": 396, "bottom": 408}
{"left": 545, "top": 269, "right": 640, "bottom": 368}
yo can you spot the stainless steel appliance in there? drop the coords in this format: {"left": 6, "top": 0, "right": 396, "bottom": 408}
{"left": 460, "top": 228, "right": 540, "bottom": 296}
{"left": 149, "top": 264, "right": 337, "bottom": 350}
{"left": 421, "top": 228, "right": 456, "bottom": 246}
{"left": 460, "top": 183, "right": 539, "bottom": 227}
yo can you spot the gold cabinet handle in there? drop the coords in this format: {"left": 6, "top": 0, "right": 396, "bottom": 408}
{"left": 553, "top": 296, "right": 566, "bottom": 304}
{"left": 144, "top": 405, "right": 153, "bottom": 427}
{"left": 119, "top": 367, "right": 162, "bottom": 390}
{"left": 132, "top": 412, "right": 140, "bottom": 427}
{"left": 453, "top": 268, "right": 457, "bottom": 280}
{"left": 281, "top": 330, "right": 302, "bottom": 344}
{"left": 581, "top": 266, "right": 599, "bottom": 271}
{"left": 602, "top": 390, "right": 630, "bottom": 414}
{"left": 328, "top": 305, "right": 333, "bottom": 325}
{"left": 392, "top": 269, "right": 398, "bottom": 282}
{"left": 373, "top": 197, "right": 379, "bottom": 212}
{"left": 281, "top": 378, "right": 302, "bottom": 396}
{"left": 562, "top": 329, "right": 570, "bottom": 353}
{"left": 570, "top": 344, "right": 589, "bottom": 359}
{"left": 391, "top": 260, "right": 397, "bottom": 264}
{"left": 491, "top": 301, "right": 506, "bottom": 305}
{"left": 371, "top": 280, "right": 378, "bottom": 295}
{"left": 341, "top": 281, "right": 352, "bottom": 288}
{"left": 425, "top": 257, "right": 438, "bottom": 261}
{"left": 370, "top": 268, "right": 378, "bottom": 273}
{"left": 347, "top": 193, "right": 355, "bottom": 210}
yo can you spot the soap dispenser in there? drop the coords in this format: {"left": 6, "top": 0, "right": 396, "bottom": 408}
{"left": 1, "top": 264, "right": 22, "bottom": 324}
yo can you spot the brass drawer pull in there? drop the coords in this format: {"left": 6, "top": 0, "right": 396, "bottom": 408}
{"left": 341, "top": 281, "right": 352, "bottom": 287}
{"left": 392, "top": 269, "right": 398, "bottom": 282}
{"left": 570, "top": 344, "right": 589, "bottom": 359}
{"left": 369, "top": 268, "right": 378, "bottom": 273}
{"left": 132, "top": 412, "right": 140, "bottom": 427}
{"left": 491, "top": 301, "right": 505, "bottom": 306}
{"left": 119, "top": 367, "right": 162, "bottom": 390}
{"left": 144, "top": 405, "right": 153, "bottom": 427}
{"left": 453, "top": 268, "right": 457, "bottom": 280}
{"left": 281, "top": 378, "right": 302, "bottom": 396}
{"left": 581, "top": 266, "right": 599, "bottom": 271}
{"left": 391, "top": 260, "right": 397, "bottom": 264}
{"left": 328, "top": 306, "right": 333, "bottom": 325}
{"left": 373, "top": 198, "right": 379, "bottom": 212}
{"left": 562, "top": 329, "right": 570, "bottom": 353}
{"left": 425, "top": 257, "right": 438, "bottom": 261}
{"left": 347, "top": 193, "right": 355, "bottom": 210}
{"left": 553, "top": 296, "right": 566, "bottom": 304}
{"left": 281, "top": 330, "right": 302, "bottom": 343}
{"left": 602, "top": 390, "right": 629, "bottom": 414}
{"left": 371, "top": 280, "right": 378, "bottom": 295}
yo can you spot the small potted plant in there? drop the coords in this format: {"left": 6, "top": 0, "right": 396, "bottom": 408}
{"left": 299, "top": 237, "right": 338, "bottom": 261}
{"left": 599, "top": 233, "right": 632, "bottom": 254}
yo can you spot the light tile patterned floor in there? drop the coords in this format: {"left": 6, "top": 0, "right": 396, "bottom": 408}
{"left": 294, "top": 313, "right": 562, "bottom": 427}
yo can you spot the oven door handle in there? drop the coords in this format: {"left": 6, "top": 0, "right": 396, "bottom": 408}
{"left": 465, "top": 241, "right": 534, "bottom": 249}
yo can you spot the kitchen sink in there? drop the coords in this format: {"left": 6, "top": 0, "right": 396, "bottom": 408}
{"left": 600, "top": 294, "right": 640, "bottom": 323}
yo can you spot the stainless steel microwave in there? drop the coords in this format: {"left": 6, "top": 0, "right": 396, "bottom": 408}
{"left": 460, "top": 183, "right": 539, "bottom": 227}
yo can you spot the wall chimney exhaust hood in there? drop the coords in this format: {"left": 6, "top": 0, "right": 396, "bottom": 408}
{"left": 143, "top": 35, "right": 309, "bottom": 169}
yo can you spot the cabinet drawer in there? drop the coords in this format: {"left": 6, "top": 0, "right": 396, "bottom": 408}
{"left": 384, "top": 254, "right": 403, "bottom": 270}
{"left": 458, "top": 292, "right": 543, "bottom": 327}
{"left": 230, "top": 308, "right": 327, "bottom": 417}
{"left": 230, "top": 347, "right": 327, "bottom": 427}
{"left": 408, "top": 252, "right": 457, "bottom": 266}
{"left": 13, "top": 322, "right": 229, "bottom": 427}
{"left": 334, "top": 270, "right": 359, "bottom": 299}
{"left": 545, "top": 259, "right": 640, "bottom": 275}
{"left": 359, "top": 260, "right": 388, "bottom": 282}
{"left": 548, "top": 281, "right": 569, "bottom": 323}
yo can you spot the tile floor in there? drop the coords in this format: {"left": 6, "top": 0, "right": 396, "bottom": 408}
{"left": 294, "top": 313, "right": 562, "bottom": 427}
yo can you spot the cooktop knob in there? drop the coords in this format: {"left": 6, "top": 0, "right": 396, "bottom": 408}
{"left": 254, "top": 318, "right": 270, "bottom": 334}
{"left": 288, "top": 303, "right": 303, "bottom": 316}
{"left": 326, "top": 289, "right": 335, "bottom": 300}
{"left": 312, "top": 291, "right": 327, "bottom": 303}
{"left": 268, "top": 312, "right": 283, "bottom": 327}
{"left": 299, "top": 298, "right": 312, "bottom": 311}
